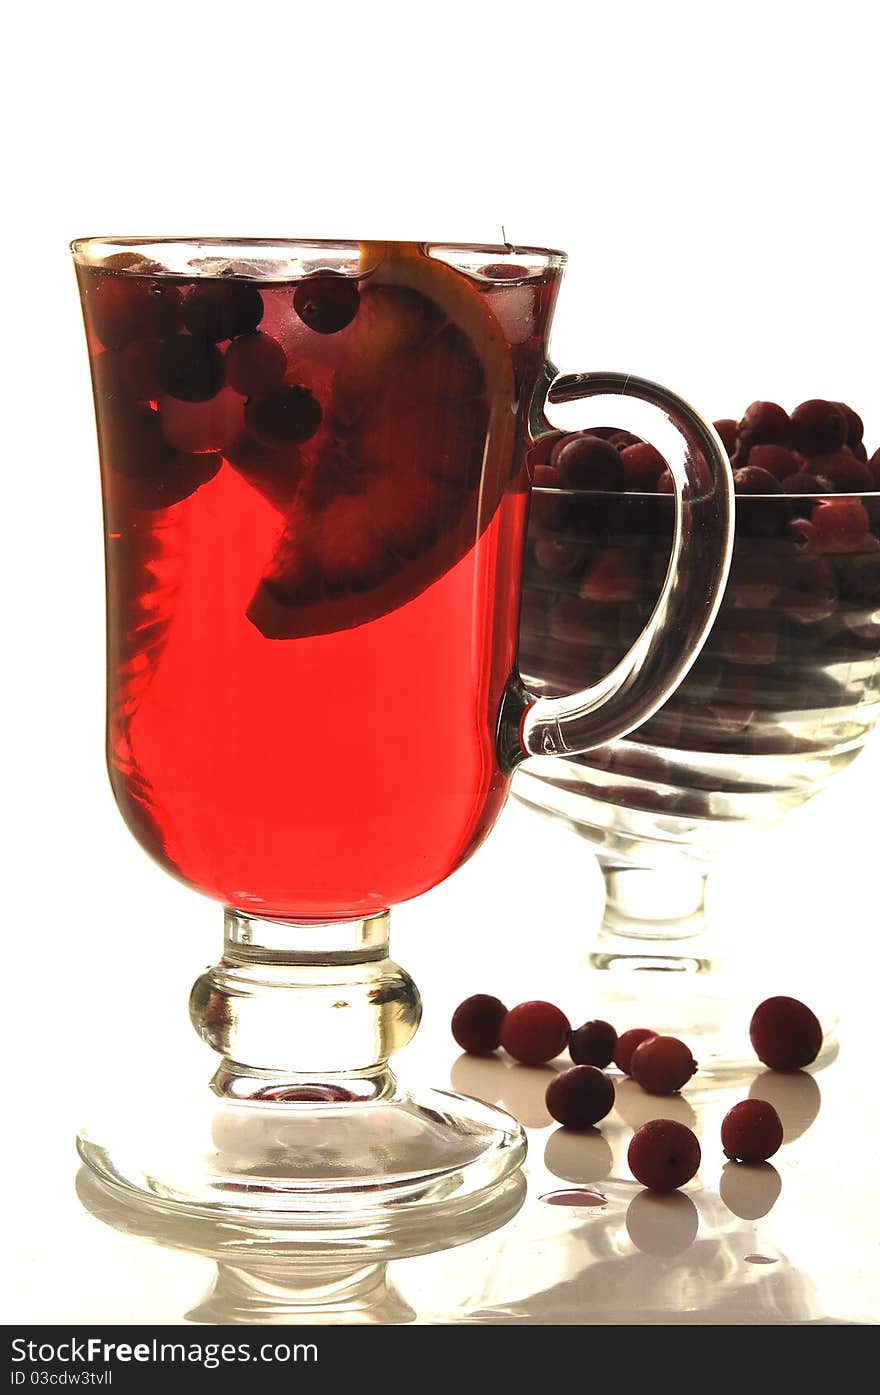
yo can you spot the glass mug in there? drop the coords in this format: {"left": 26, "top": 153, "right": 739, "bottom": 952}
{"left": 73, "top": 237, "right": 733, "bottom": 1227}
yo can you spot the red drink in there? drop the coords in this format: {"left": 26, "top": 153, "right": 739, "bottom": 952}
{"left": 78, "top": 244, "right": 559, "bottom": 918}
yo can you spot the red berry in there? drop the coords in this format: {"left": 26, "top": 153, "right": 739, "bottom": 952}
{"left": 119, "top": 338, "right": 165, "bottom": 400}
{"left": 713, "top": 419, "right": 738, "bottom": 455}
{"left": 784, "top": 517, "right": 819, "bottom": 555}
{"left": 607, "top": 430, "right": 642, "bottom": 452}
{"left": 532, "top": 462, "right": 561, "bottom": 487}
{"left": 533, "top": 538, "right": 588, "bottom": 577}
{"left": 614, "top": 1027, "right": 657, "bottom": 1075}
{"left": 527, "top": 432, "right": 567, "bottom": 469}
{"left": 225, "top": 332, "right": 287, "bottom": 396}
{"left": 89, "top": 274, "right": 183, "bottom": 350}
{"left": 747, "top": 445, "right": 803, "bottom": 480}
{"left": 546, "top": 1065, "right": 615, "bottom": 1129}
{"left": 721, "top": 1099, "right": 784, "bottom": 1163}
{"left": 738, "top": 401, "right": 790, "bottom": 449}
{"left": 837, "top": 401, "right": 864, "bottom": 445}
{"left": 501, "top": 1001, "right": 571, "bottom": 1066}
{"left": 293, "top": 274, "right": 361, "bottom": 334}
{"left": 782, "top": 470, "right": 835, "bottom": 497}
{"left": 569, "top": 1019, "right": 618, "bottom": 1068}
{"left": 790, "top": 399, "right": 848, "bottom": 456}
{"left": 628, "top": 1119, "right": 701, "bottom": 1192}
{"left": 620, "top": 442, "right": 666, "bottom": 490}
{"left": 182, "top": 282, "right": 264, "bottom": 342}
{"left": 749, "top": 996, "right": 823, "bottom": 1071}
{"left": 629, "top": 1035, "right": 698, "bottom": 1094}
{"left": 579, "top": 549, "right": 645, "bottom": 603}
{"left": 809, "top": 451, "right": 874, "bottom": 493}
{"left": 551, "top": 434, "right": 624, "bottom": 491}
{"left": 870, "top": 448, "right": 880, "bottom": 487}
{"left": 732, "top": 465, "right": 782, "bottom": 495}
{"left": 811, "top": 498, "right": 870, "bottom": 553}
{"left": 776, "top": 557, "right": 838, "bottom": 624}
{"left": 157, "top": 336, "right": 225, "bottom": 402}
{"left": 529, "top": 462, "right": 568, "bottom": 529}
{"left": 451, "top": 995, "right": 508, "bottom": 1055}
{"left": 245, "top": 384, "right": 323, "bottom": 446}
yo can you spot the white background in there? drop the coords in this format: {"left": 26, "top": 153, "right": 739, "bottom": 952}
{"left": 2, "top": 0, "right": 878, "bottom": 1323}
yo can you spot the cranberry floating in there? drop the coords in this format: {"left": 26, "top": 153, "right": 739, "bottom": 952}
{"left": 546, "top": 1065, "right": 615, "bottom": 1129}
{"left": 157, "top": 337, "right": 225, "bottom": 402}
{"left": 451, "top": 995, "right": 508, "bottom": 1055}
{"left": 245, "top": 384, "right": 323, "bottom": 446}
{"left": 225, "top": 332, "right": 287, "bottom": 397}
{"left": 182, "top": 282, "right": 264, "bottom": 342}
{"left": 749, "top": 996, "right": 822, "bottom": 1071}
{"left": 721, "top": 1098, "right": 784, "bottom": 1163}
{"left": 569, "top": 1019, "right": 618, "bottom": 1069}
{"left": 89, "top": 274, "right": 183, "bottom": 350}
{"left": 629, "top": 1035, "right": 698, "bottom": 1094}
{"left": 500, "top": 1001, "right": 571, "bottom": 1065}
{"left": 613, "top": 1027, "right": 657, "bottom": 1075}
{"left": 628, "top": 1119, "right": 701, "bottom": 1192}
{"left": 293, "top": 274, "right": 361, "bottom": 335}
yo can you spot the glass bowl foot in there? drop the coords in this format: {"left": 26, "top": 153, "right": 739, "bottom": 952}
{"left": 585, "top": 861, "right": 841, "bottom": 1076}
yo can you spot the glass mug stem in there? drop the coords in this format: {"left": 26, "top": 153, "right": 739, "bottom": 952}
{"left": 190, "top": 909, "right": 419, "bottom": 1101}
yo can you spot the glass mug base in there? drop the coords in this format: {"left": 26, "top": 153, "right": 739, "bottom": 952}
{"left": 77, "top": 908, "right": 525, "bottom": 1226}
{"left": 77, "top": 1084, "right": 525, "bottom": 1231}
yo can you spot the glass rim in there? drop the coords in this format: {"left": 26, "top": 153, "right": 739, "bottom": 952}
{"left": 533, "top": 486, "right": 880, "bottom": 501}
{"left": 70, "top": 235, "right": 568, "bottom": 272}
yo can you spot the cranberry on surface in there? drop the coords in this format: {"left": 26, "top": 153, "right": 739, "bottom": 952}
{"left": 501, "top": 1001, "right": 571, "bottom": 1066}
{"left": 614, "top": 1027, "right": 657, "bottom": 1075}
{"left": 546, "top": 1065, "right": 615, "bottom": 1129}
{"left": 630, "top": 1035, "right": 698, "bottom": 1094}
{"left": 749, "top": 996, "right": 823, "bottom": 1071}
{"left": 721, "top": 1099, "right": 784, "bottom": 1163}
{"left": 628, "top": 1119, "right": 701, "bottom": 1192}
{"left": 570, "top": 1019, "right": 618, "bottom": 1069}
{"left": 451, "top": 995, "right": 508, "bottom": 1055}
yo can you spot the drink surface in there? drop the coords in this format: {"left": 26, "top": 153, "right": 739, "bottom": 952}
{"left": 78, "top": 244, "right": 558, "bottom": 917}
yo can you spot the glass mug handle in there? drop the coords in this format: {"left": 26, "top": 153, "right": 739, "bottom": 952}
{"left": 500, "top": 370, "right": 735, "bottom": 766}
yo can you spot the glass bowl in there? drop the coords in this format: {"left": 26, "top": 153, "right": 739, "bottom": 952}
{"left": 516, "top": 459, "right": 880, "bottom": 1069}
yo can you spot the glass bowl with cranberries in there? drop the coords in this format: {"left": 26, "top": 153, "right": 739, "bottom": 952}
{"left": 515, "top": 399, "right": 878, "bottom": 1068}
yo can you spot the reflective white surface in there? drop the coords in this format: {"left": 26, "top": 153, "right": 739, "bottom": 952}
{"left": 5, "top": 752, "right": 880, "bottom": 1325}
